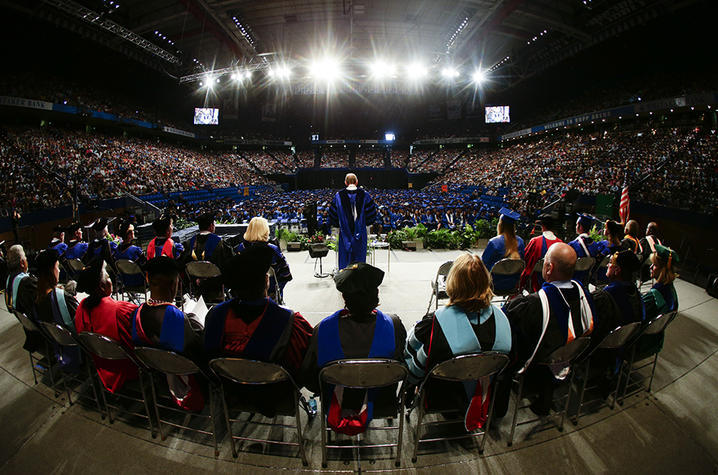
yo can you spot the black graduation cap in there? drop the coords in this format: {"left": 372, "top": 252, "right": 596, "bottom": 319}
{"left": 499, "top": 207, "right": 520, "bottom": 224}
{"left": 144, "top": 256, "right": 183, "bottom": 278}
{"left": 613, "top": 250, "right": 640, "bottom": 275}
{"left": 536, "top": 213, "right": 555, "bottom": 229}
{"left": 76, "top": 261, "right": 104, "bottom": 294}
{"left": 91, "top": 217, "right": 110, "bottom": 232}
{"left": 654, "top": 244, "right": 679, "bottom": 266}
{"left": 35, "top": 249, "right": 60, "bottom": 275}
{"left": 66, "top": 222, "right": 82, "bottom": 234}
{"left": 334, "top": 262, "right": 384, "bottom": 295}
{"left": 576, "top": 213, "right": 596, "bottom": 230}
{"left": 224, "top": 244, "right": 274, "bottom": 290}
{"left": 605, "top": 220, "right": 624, "bottom": 237}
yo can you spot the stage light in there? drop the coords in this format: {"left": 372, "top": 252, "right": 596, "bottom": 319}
{"left": 441, "top": 67, "right": 459, "bottom": 79}
{"left": 385, "top": 132, "right": 396, "bottom": 141}
{"left": 406, "top": 62, "right": 428, "bottom": 80}
{"left": 244, "top": 70, "right": 252, "bottom": 80}
{"left": 309, "top": 57, "right": 342, "bottom": 82}
{"left": 369, "top": 60, "right": 396, "bottom": 80}
{"left": 231, "top": 72, "right": 240, "bottom": 81}
{"left": 472, "top": 69, "right": 487, "bottom": 85}
{"left": 270, "top": 65, "right": 291, "bottom": 80}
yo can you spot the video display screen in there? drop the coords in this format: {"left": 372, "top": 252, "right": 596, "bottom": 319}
{"left": 485, "top": 106, "right": 510, "bottom": 123}
{"left": 194, "top": 108, "right": 219, "bottom": 125}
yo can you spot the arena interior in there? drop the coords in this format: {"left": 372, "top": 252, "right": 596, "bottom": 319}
{"left": 0, "top": 0, "right": 717, "bottom": 473}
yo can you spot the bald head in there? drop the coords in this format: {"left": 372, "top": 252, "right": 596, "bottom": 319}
{"left": 542, "top": 243, "right": 577, "bottom": 282}
{"left": 345, "top": 173, "right": 358, "bottom": 186}
{"left": 646, "top": 221, "right": 658, "bottom": 236}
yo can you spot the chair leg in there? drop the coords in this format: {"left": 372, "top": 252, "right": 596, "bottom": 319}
{"left": 146, "top": 373, "right": 163, "bottom": 440}
{"left": 481, "top": 381, "right": 499, "bottom": 455}
{"left": 294, "top": 392, "right": 308, "bottom": 466}
{"left": 610, "top": 360, "right": 624, "bottom": 409}
{"left": 620, "top": 349, "right": 637, "bottom": 405}
{"left": 560, "top": 369, "right": 575, "bottom": 432}
{"left": 508, "top": 375, "right": 524, "bottom": 447}
{"left": 219, "top": 384, "right": 237, "bottom": 458}
{"left": 98, "top": 377, "right": 113, "bottom": 423}
{"left": 87, "top": 362, "right": 104, "bottom": 418}
{"left": 321, "top": 398, "right": 328, "bottom": 468}
{"left": 63, "top": 370, "right": 73, "bottom": 405}
{"left": 573, "top": 360, "right": 590, "bottom": 426}
{"left": 647, "top": 354, "right": 659, "bottom": 393}
{"left": 412, "top": 392, "right": 426, "bottom": 462}
{"left": 208, "top": 386, "right": 219, "bottom": 458}
{"left": 395, "top": 388, "right": 406, "bottom": 467}
{"left": 29, "top": 353, "right": 38, "bottom": 385}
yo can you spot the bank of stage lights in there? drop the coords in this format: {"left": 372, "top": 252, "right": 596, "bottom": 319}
{"left": 197, "top": 58, "right": 489, "bottom": 88}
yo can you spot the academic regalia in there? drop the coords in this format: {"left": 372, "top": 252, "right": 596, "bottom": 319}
{"left": 519, "top": 232, "right": 563, "bottom": 292}
{"left": 64, "top": 240, "right": 88, "bottom": 260}
{"left": 636, "top": 282, "right": 679, "bottom": 357}
{"left": 604, "top": 281, "right": 646, "bottom": 327}
{"left": 146, "top": 237, "right": 184, "bottom": 259}
{"left": 568, "top": 234, "right": 602, "bottom": 284}
{"left": 404, "top": 304, "right": 511, "bottom": 429}
{"left": 34, "top": 288, "right": 81, "bottom": 371}
{"left": 49, "top": 239, "right": 68, "bottom": 258}
{"left": 482, "top": 234, "right": 526, "bottom": 292}
{"left": 131, "top": 303, "right": 204, "bottom": 411}
{"left": 114, "top": 243, "right": 146, "bottom": 288}
{"left": 235, "top": 241, "right": 292, "bottom": 297}
{"left": 75, "top": 297, "right": 139, "bottom": 393}
{"left": 328, "top": 186, "right": 377, "bottom": 269}
{"left": 622, "top": 235, "right": 643, "bottom": 255}
{"left": 204, "top": 297, "right": 312, "bottom": 417}
{"left": 5, "top": 271, "right": 42, "bottom": 352}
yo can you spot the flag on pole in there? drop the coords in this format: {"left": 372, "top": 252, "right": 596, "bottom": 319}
{"left": 619, "top": 179, "right": 630, "bottom": 223}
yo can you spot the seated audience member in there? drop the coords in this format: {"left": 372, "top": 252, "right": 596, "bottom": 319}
{"left": 637, "top": 244, "right": 680, "bottom": 356}
{"left": 184, "top": 212, "right": 232, "bottom": 301}
{"left": 48, "top": 225, "right": 68, "bottom": 257}
{"left": 5, "top": 244, "right": 41, "bottom": 351}
{"left": 497, "top": 243, "right": 602, "bottom": 416}
{"left": 114, "top": 219, "right": 146, "bottom": 288}
{"left": 235, "top": 217, "right": 292, "bottom": 298}
{"left": 602, "top": 250, "right": 646, "bottom": 327}
{"left": 204, "top": 246, "right": 312, "bottom": 416}
{"left": 86, "top": 217, "right": 119, "bottom": 264}
{"left": 622, "top": 220, "right": 643, "bottom": 255}
{"left": 146, "top": 216, "right": 184, "bottom": 259}
{"left": 33, "top": 250, "right": 80, "bottom": 370}
{"left": 568, "top": 214, "right": 602, "bottom": 284}
{"left": 639, "top": 221, "right": 662, "bottom": 281}
{"left": 131, "top": 257, "right": 204, "bottom": 411}
{"left": 75, "top": 260, "right": 139, "bottom": 392}
{"left": 405, "top": 254, "right": 511, "bottom": 429}
{"left": 481, "top": 208, "right": 525, "bottom": 292}
{"left": 64, "top": 222, "right": 88, "bottom": 260}
{"left": 301, "top": 262, "right": 406, "bottom": 435}
{"left": 594, "top": 220, "right": 625, "bottom": 283}
{"left": 519, "top": 214, "right": 563, "bottom": 292}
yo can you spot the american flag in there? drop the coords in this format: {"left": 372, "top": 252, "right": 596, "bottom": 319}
{"left": 619, "top": 179, "right": 630, "bottom": 223}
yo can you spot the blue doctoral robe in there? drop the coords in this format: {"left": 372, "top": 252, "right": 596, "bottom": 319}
{"left": 329, "top": 187, "right": 377, "bottom": 269}
{"left": 482, "top": 235, "right": 525, "bottom": 292}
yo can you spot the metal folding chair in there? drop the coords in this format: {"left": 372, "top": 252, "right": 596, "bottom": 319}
{"left": 267, "top": 266, "right": 284, "bottom": 304}
{"left": 570, "top": 322, "right": 642, "bottom": 425}
{"left": 411, "top": 352, "right": 510, "bottom": 461}
{"left": 65, "top": 258, "right": 85, "bottom": 279}
{"left": 427, "top": 261, "right": 453, "bottom": 313}
{"left": 618, "top": 311, "right": 678, "bottom": 403}
{"left": 75, "top": 332, "right": 155, "bottom": 435}
{"left": 115, "top": 259, "right": 148, "bottom": 304}
{"left": 209, "top": 357, "right": 308, "bottom": 465}
{"left": 40, "top": 322, "right": 103, "bottom": 411}
{"left": 490, "top": 259, "right": 525, "bottom": 301}
{"left": 507, "top": 337, "right": 591, "bottom": 446}
{"left": 319, "top": 359, "right": 408, "bottom": 467}
{"left": 133, "top": 347, "right": 220, "bottom": 456}
{"left": 185, "top": 260, "right": 225, "bottom": 305}
{"left": 590, "top": 255, "right": 611, "bottom": 289}
{"left": 12, "top": 311, "right": 56, "bottom": 388}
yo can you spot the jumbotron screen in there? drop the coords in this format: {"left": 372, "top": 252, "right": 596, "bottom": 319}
{"left": 193, "top": 108, "right": 219, "bottom": 125}
{"left": 485, "top": 106, "right": 510, "bottom": 123}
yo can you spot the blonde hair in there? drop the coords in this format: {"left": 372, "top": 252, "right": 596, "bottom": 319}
{"left": 345, "top": 173, "right": 358, "bottom": 185}
{"left": 446, "top": 254, "right": 494, "bottom": 313}
{"left": 497, "top": 216, "right": 519, "bottom": 259}
{"left": 244, "top": 217, "right": 270, "bottom": 242}
{"left": 650, "top": 252, "right": 677, "bottom": 285}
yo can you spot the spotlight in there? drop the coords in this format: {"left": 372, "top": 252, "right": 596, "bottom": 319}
{"left": 471, "top": 69, "right": 486, "bottom": 85}
{"left": 369, "top": 60, "right": 396, "bottom": 80}
{"left": 231, "top": 72, "right": 241, "bottom": 81}
{"left": 244, "top": 70, "right": 252, "bottom": 80}
{"left": 269, "top": 65, "right": 291, "bottom": 80}
{"left": 309, "top": 57, "right": 342, "bottom": 82}
{"left": 406, "top": 62, "right": 428, "bottom": 80}
{"left": 441, "top": 67, "right": 459, "bottom": 79}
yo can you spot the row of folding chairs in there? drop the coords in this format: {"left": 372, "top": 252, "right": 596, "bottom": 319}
{"left": 10, "top": 306, "right": 677, "bottom": 465}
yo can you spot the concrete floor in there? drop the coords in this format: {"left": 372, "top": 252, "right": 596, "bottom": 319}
{"left": 1, "top": 248, "right": 717, "bottom": 474}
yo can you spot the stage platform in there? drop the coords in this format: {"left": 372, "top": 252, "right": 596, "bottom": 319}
{"left": 0, "top": 248, "right": 716, "bottom": 473}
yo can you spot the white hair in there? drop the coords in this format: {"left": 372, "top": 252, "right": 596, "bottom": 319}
{"left": 7, "top": 245, "right": 26, "bottom": 273}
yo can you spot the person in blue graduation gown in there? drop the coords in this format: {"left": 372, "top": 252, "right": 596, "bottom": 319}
{"left": 48, "top": 225, "right": 68, "bottom": 258}
{"left": 482, "top": 207, "right": 525, "bottom": 293}
{"left": 328, "top": 173, "right": 377, "bottom": 270}
{"left": 63, "top": 222, "right": 89, "bottom": 260}
{"left": 114, "top": 220, "right": 146, "bottom": 288}
{"left": 594, "top": 220, "right": 625, "bottom": 284}
{"left": 568, "top": 214, "right": 602, "bottom": 284}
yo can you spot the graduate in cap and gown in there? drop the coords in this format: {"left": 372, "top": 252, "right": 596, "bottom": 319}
{"left": 48, "top": 225, "right": 67, "bottom": 258}
{"left": 519, "top": 214, "right": 563, "bottom": 292}
{"left": 131, "top": 257, "right": 205, "bottom": 411}
{"left": 146, "top": 216, "right": 184, "bottom": 259}
{"left": 482, "top": 207, "right": 525, "bottom": 293}
{"left": 568, "top": 214, "right": 602, "bottom": 284}
{"left": 328, "top": 173, "right": 377, "bottom": 270}
{"left": 204, "top": 245, "right": 312, "bottom": 417}
{"left": 63, "top": 222, "right": 89, "bottom": 260}
{"left": 86, "top": 217, "right": 119, "bottom": 264}
{"left": 301, "top": 262, "right": 406, "bottom": 435}
{"left": 184, "top": 212, "right": 233, "bottom": 301}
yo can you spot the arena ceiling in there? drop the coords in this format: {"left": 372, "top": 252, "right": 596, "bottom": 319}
{"left": 3, "top": 0, "right": 704, "bottom": 88}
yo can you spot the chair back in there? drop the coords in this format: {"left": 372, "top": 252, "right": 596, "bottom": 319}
{"left": 428, "top": 352, "right": 509, "bottom": 382}
{"left": 642, "top": 311, "right": 677, "bottom": 336}
{"left": 66, "top": 259, "right": 85, "bottom": 273}
{"left": 309, "top": 243, "right": 329, "bottom": 258}
{"left": 533, "top": 258, "right": 544, "bottom": 273}
{"left": 209, "top": 358, "right": 290, "bottom": 385}
{"left": 436, "top": 261, "right": 454, "bottom": 277}
{"left": 491, "top": 258, "right": 525, "bottom": 276}
{"left": 76, "top": 332, "right": 131, "bottom": 360}
{"left": 598, "top": 322, "right": 642, "bottom": 350}
{"left": 40, "top": 322, "right": 78, "bottom": 347}
{"left": 320, "top": 359, "right": 407, "bottom": 389}
{"left": 186, "top": 261, "right": 221, "bottom": 279}
{"left": 538, "top": 336, "right": 591, "bottom": 366}
{"left": 133, "top": 347, "right": 200, "bottom": 376}
{"left": 267, "top": 267, "right": 282, "bottom": 301}
{"left": 13, "top": 311, "right": 40, "bottom": 333}
{"left": 575, "top": 257, "right": 596, "bottom": 273}
{"left": 116, "top": 259, "right": 144, "bottom": 277}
